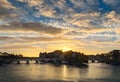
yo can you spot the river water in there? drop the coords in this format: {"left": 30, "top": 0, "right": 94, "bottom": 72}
{"left": 0, "top": 62, "right": 120, "bottom": 82}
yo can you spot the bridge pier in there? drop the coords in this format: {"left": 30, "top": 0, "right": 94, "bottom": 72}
{"left": 35, "top": 60, "right": 39, "bottom": 64}
{"left": 26, "top": 60, "right": 29, "bottom": 64}
{"left": 16, "top": 61, "right": 20, "bottom": 64}
{"left": 91, "top": 60, "right": 95, "bottom": 63}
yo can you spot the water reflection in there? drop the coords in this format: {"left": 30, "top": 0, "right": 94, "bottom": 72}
{"left": 0, "top": 63, "right": 120, "bottom": 82}
{"left": 62, "top": 65, "right": 67, "bottom": 79}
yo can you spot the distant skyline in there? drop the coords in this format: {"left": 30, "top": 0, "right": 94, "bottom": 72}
{"left": 0, "top": 0, "right": 120, "bottom": 57}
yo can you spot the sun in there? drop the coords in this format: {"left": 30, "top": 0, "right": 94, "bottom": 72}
{"left": 62, "top": 47, "right": 71, "bottom": 52}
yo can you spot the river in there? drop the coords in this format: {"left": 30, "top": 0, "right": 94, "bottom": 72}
{"left": 0, "top": 62, "right": 120, "bottom": 82}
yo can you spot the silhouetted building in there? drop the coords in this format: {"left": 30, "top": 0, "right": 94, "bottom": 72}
{"left": 39, "top": 50, "right": 88, "bottom": 66}
{"left": 109, "top": 50, "right": 120, "bottom": 65}
{"left": 39, "top": 50, "right": 64, "bottom": 59}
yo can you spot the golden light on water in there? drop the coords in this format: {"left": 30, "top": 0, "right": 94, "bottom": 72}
{"left": 63, "top": 65, "right": 67, "bottom": 78}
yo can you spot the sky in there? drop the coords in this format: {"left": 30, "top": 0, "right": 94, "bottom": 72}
{"left": 0, "top": 0, "right": 120, "bottom": 57}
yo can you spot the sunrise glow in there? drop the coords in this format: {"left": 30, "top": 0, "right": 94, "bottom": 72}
{"left": 0, "top": 0, "right": 120, "bottom": 57}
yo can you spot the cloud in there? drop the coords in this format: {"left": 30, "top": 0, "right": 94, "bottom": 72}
{"left": 0, "top": 36, "right": 14, "bottom": 41}
{"left": 0, "top": 0, "right": 120, "bottom": 55}
{"left": 0, "top": 45, "right": 37, "bottom": 49}
{"left": 3, "top": 0, "right": 120, "bottom": 29}
{"left": 19, "top": 36, "right": 68, "bottom": 42}
{"left": 0, "top": 35, "right": 71, "bottom": 46}
{"left": 0, "top": 0, "right": 15, "bottom": 18}
{"left": 0, "top": 0, "right": 14, "bottom": 8}
{"left": 103, "top": 0, "right": 120, "bottom": 13}
{"left": 0, "top": 22, "right": 63, "bottom": 35}
{"left": 103, "top": 0, "right": 119, "bottom": 5}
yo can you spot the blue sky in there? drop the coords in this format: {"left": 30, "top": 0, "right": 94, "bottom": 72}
{"left": 0, "top": 0, "right": 120, "bottom": 56}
